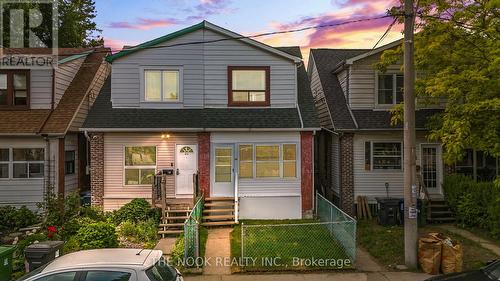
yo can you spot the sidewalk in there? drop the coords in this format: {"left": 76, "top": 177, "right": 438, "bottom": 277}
{"left": 185, "top": 272, "right": 430, "bottom": 281}
{"left": 435, "top": 224, "right": 500, "bottom": 256}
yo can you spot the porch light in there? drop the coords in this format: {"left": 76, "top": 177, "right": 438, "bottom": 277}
{"left": 161, "top": 133, "right": 171, "bottom": 139}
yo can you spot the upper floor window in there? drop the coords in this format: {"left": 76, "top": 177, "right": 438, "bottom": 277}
{"left": 0, "top": 70, "right": 29, "bottom": 108}
{"left": 228, "top": 66, "right": 270, "bottom": 106}
{"left": 377, "top": 73, "right": 403, "bottom": 106}
{"left": 144, "top": 69, "right": 180, "bottom": 102}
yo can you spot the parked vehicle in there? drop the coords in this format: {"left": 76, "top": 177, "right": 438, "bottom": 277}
{"left": 425, "top": 260, "right": 499, "bottom": 281}
{"left": 17, "top": 248, "right": 182, "bottom": 281}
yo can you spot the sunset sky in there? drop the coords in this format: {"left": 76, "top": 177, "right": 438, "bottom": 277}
{"left": 95, "top": 0, "right": 403, "bottom": 58}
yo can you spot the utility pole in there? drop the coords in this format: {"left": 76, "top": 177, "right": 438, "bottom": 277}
{"left": 403, "top": 0, "right": 418, "bottom": 268}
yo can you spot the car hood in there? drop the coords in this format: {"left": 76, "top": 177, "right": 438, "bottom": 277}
{"left": 426, "top": 270, "right": 489, "bottom": 281}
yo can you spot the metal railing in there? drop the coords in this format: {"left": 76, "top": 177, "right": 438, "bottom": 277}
{"left": 316, "top": 192, "right": 357, "bottom": 262}
{"left": 234, "top": 171, "right": 239, "bottom": 223}
{"left": 184, "top": 196, "right": 203, "bottom": 262}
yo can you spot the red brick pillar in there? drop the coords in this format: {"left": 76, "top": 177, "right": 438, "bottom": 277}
{"left": 340, "top": 133, "right": 354, "bottom": 216}
{"left": 90, "top": 133, "right": 104, "bottom": 207}
{"left": 301, "top": 131, "right": 313, "bottom": 216}
{"left": 198, "top": 132, "right": 210, "bottom": 197}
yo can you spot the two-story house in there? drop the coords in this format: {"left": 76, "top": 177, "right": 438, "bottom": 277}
{"left": 0, "top": 48, "right": 110, "bottom": 209}
{"left": 308, "top": 40, "right": 444, "bottom": 217}
{"left": 82, "top": 21, "right": 319, "bottom": 222}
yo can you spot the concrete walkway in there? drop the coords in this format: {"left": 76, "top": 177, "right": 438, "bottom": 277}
{"left": 435, "top": 224, "right": 500, "bottom": 256}
{"left": 185, "top": 272, "right": 430, "bottom": 281}
{"left": 203, "top": 228, "right": 232, "bottom": 275}
{"left": 155, "top": 237, "right": 177, "bottom": 255}
{"left": 356, "top": 247, "right": 384, "bottom": 272}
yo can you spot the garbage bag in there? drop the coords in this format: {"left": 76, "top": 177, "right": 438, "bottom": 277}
{"left": 418, "top": 233, "right": 443, "bottom": 274}
{"left": 441, "top": 237, "right": 463, "bottom": 274}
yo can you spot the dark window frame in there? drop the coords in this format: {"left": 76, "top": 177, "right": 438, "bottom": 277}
{"left": 0, "top": 69, "right": 30, "bottom": 109}
{"left": 227, "top": 66, "right": 270, "bottom": 107}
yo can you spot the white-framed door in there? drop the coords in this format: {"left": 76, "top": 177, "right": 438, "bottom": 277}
{"left": 420, "top": 144, "right": 443, "bottom": 196}
{"left": 175, "top": 144, "right": 197, "bottom": 197}
{"left": 211, "top": 145, "right": 234, "bottom": 197}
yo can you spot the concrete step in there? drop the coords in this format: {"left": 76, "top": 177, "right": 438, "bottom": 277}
{"left": 428, "top": 217, "right": 456, "bottom": 223}
{"left": 431, "top": 210, "right": 454, "bottom": 216}
{"left": 202, "top": 221, "right": 237, "bottom": 227}
{"left": 203, "top": 215, "right": 235, "bottom": 220}
{"left": 203, "top": 208, "right": 234, "bottom": 214}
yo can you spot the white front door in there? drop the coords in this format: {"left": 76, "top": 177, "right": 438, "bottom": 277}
{"left": 212, "top": 145, "right": 234, "bottom": 197}
{"left": 420, "top": 144, "right": 443, "bottom": 196}
{"left": 175, "top": 144, "right": 197, "bottom": 197}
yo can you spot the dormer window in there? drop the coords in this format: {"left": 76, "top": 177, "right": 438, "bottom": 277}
{"left": 0, "top": 70, "right": 29, "bottom": 108}
{"left": 144, "top": 68, "right": 181, "bottom": 102}
{"left": 228, "top": 66, "right": 270, "bottom": 106}
{"left": 377, "top": 73, "right": 403, "bottom": 106}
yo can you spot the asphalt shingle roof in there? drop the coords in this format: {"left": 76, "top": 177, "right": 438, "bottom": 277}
{"left": 83, "top": 47, "right": 318, "bottom": 130}
{"left": 352, "top": 109, "right": 441, "bottom": 130}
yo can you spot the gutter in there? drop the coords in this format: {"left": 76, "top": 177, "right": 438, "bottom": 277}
{"left": 79, "top": 127, "right": 321, "bottom": 133}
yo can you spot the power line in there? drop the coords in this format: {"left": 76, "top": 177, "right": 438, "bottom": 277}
{"left": 372, "top": 17, "right": 398, "bottom": 50}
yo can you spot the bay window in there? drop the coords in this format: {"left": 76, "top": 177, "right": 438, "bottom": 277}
{"left": 144, "top": 69, "right": 180, "bottom": 102}
{"left": 0, "top": 70, "right": 29, "bottom": 108}
{"left": 228, "top": 66, "right": 270, "bottom": 106}
{"left": 377, "top": 73, "right": 403, "bottom": 106}
{"left": 238, "top": 143, "right": 297, "bottom": 179}
{"left": 365, "top": 142, "right": 402, "bottom": 170}
{"left": 124, "top": 146, "right": 156, "bottom": 185}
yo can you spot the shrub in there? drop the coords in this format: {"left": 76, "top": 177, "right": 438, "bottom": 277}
{"left": 0, "top": 206, "right": 39, "bottom": 231}
{"left": 75, "top": 221, "right": 118, "bottom": 250}
{"left": 170, "top": 234, "right": 185, "bottom": 267}
{"left": 443, "top": 174, "right": 500, "bottom": 239}
{"left": 117, "top": 220, "right": 158, "bottom": 245}
{"left": 39, "top": 190, "right": 81, "bottom": 227}
{"left": 112, "top": 198, "right": 154, "bottom": 224}
{"left": 61, "top": 217, "right": 97, "bottom": 239}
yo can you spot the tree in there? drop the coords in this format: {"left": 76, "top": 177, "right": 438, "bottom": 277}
{"left": 378, "top": 0, "right": 500, "bottom": 164}
{"left": 1, "top": 0, "right": 102, "bottom": 48}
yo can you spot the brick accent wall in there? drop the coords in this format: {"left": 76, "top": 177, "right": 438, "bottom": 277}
{"left": 90, "top": 133, "right": 104, "bottom": 206}
{"left": 301, "top": 131, "right": 314, "bottom": 216}
{"left": 340, "top": 133, "right": 354, "bottom": 216}
{"left": 198, "top": 132, "right": 210, "bottom": 197}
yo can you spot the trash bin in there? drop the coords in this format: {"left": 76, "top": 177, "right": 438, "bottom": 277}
{"left": 0, "top": 245, "right": 16, "bottom": 281}
{"left": 399, "top": 199, "right": 427, "bottom": 226}
{"left": 376, "top": 197, "right": 401, "bottom": 226}
{"left": 25, "top": 241, "right": 64, "bottom": 272}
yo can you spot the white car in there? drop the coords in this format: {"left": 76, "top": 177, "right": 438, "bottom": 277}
{"left": 18, "top": 248, "right": 183, "bottom": 281}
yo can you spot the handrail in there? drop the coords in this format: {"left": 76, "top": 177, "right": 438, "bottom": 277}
{"left": 234, "top": 171, "right": 239, "bottom": 223}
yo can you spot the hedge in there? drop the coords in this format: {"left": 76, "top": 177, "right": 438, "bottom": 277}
{"left": 443, "top": 174, "right": 500, "bottom": 239}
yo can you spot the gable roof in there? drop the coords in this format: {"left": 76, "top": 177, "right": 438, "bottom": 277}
{"left": 345, "top": 39, "right": 402, "bottom": 65}
{"left": 106, "top": 21, "right": 302, "bottom": 63}
{"left": 83, "top": 46, "right": 318, "bottom": 131}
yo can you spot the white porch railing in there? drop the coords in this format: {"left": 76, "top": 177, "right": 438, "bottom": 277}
{"left": 234, "top": 171, "right": 239, "bottom": 223}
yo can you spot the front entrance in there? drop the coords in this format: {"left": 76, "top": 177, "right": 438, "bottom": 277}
{"left": 420, "top": 144, "right": 442, "bottom": 195}
{"left": 212, "top": 145, "right": 234, "bottom": 197}
{"left": 175, "top": 144, "right": 197, "bottom": 197}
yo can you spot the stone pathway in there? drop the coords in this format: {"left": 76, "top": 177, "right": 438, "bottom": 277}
{"left": 203, "top": 228, "right": 232, "bottom": 275}
{"left": 435, "top": 224, "right": 500, "bottom": 256}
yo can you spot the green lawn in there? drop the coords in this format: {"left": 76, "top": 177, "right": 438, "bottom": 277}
{"left": 358, "top": 219, "right": 499, "bottom": 271}
{"left": 231, "top": 220, "right": 353, "bottom": 272}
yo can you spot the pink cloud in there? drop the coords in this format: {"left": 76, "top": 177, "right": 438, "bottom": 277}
{"left": 109, "top": 18, "right": 178, "bottom": 30}
{"left": 104, "top": 38, "right": 139, "bottom": 52}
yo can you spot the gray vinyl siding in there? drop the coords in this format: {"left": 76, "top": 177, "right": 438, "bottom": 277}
{"left": 0, "top": 137, "right": 46, "bottom": 209}
{"left": 110, "top": 28, "right": 297, "bottom": 109}
{"left": 338, "top": 69, "right": 348, "bottom": 99}
{"left": 54, "top": 57, "right": 86, "bottom": 106}
{"left": 69, "top": 62, "right": 111, "bottom": 132}
{"left": 331, "top": 133, "right": 340, "bottom": 194}
{"left": 308, "top": 55, "right": 333, "bottom": 128}
{"left": 102, "top": 133, "right": 198, "bottom": 212}
{"left": 30, "top": 70, "right": 53, "bottom": 109}
{"left": 353, "top": 131, "right": 443, "bottom": 201}
{"left": 64, "top": 133, "right": 78, "bottom": 193}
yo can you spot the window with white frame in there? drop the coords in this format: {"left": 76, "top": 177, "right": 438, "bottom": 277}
{"left": 144, "top": 69, "right": 180, "bottom": 102}
{"left": 124, "top": 146, "right": 156, "bottom": 185}
{"left": 0, "top": 148, "right": 9, "bottom": 178}
{"left": 377, "top": 73, "right": 403, "bottom": 105}
{"left": 12, "top": 148, "right": 44, "bottom": 178}
{"left": 364, "top": 142, "right": 402, "bottom": 170}
{"left": 238, "top": 143, "right": 297, "bottom": 179}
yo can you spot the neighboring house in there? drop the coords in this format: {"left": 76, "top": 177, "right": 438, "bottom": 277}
{"left": 0, "top": 48, "right": 110, "bottom": 209}
{"left": 81, "top": 21, "right": 319, "bottom": 219}
{"left": 308, "top": 40, "right": 444, "bottom": 216}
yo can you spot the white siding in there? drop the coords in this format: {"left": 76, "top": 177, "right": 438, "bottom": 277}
{"left": 353, "top": 132, "right": 443, "bottom": 201}
{"left": 239, "top": 196, "right": 301, "bottom": 219}
{"left": 102, "top": 133, "right": 198, "bottom": 211}
{"left": 30, "top": 70, "right": 53, "bottom": 109}
{"left": 54, "top": 57, "right": 85, "bottom": 106}
{"left": 0, "top": 137, "right": 46, "bottom": 209}
{"left": 64, "top": 134, "right": 78, "bottom": 194}
{"left": 110, "top": 28, "right": 297, "bottom": 109}
{"left": 211, "top": 132, "right": 301, "bottom": 198}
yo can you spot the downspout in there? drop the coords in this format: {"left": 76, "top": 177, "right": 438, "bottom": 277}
{"left": 84, "top": 130, "right": 91, "bottom": 175}
{"left": 43, "top": 135, "right": 50, "bottom": 202}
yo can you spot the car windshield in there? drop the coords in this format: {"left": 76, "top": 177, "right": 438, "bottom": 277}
{"left": 484, "top": 260, "right": 500, "bottom": 279}
{"left": 16, "top": 263, "right": 50, "bottom": 281}
{"left": 145, "top": 261, "right": 177, "bottom": 281}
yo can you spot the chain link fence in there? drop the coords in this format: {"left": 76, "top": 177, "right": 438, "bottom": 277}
{"left": 239, "top": 194, "right": 357, "bottom": 270}
{"left": 184, "top": 197, "right": 203, "bottom": 261}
